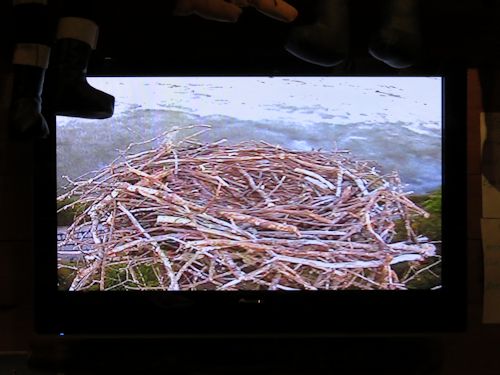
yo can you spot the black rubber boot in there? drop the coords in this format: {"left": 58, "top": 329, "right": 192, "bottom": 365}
{"left": 368, "top": 0, "right": 422, "bottom": 69}
{"left": 9, "top": 0, "right": 51, "bottom": 140}
{"left": 285, "top": 0, "right": 349, "bottom": 67}
{"left": 9, "top": 64, "right": 49, "bottom": 140}
{"left": 53, "top": 38, "right": 114, "bottom": 119}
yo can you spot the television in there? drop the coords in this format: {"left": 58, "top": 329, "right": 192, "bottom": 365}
{"left": 34, "top": 72, "right": 467, "bottom": 336}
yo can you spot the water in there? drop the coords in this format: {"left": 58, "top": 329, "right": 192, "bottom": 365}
{"left": 57, "top": 76, "right": 442, "bottom": 194}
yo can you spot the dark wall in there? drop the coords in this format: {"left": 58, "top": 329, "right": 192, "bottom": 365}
{"left": 0, "top": 1, "right": 35, "bottom": 350}
{"left": 67, "top": 0, "right": 500, "bottom": 73}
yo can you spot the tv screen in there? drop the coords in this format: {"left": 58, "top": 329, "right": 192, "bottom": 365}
{"left": 56, "top": 76, "right": 443, "bottom": 292}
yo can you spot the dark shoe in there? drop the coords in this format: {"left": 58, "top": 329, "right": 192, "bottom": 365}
{"left": 285, "top": 0, "right": 349, "bottom": 67}
{"left": 8, "top": 65, "right": 49, "bottom": 140}
{"left": 368, "top": 0, "right": 422, "bottom": 69}
{"left": 53, "top": 38, "right": 114, "bottom": 119}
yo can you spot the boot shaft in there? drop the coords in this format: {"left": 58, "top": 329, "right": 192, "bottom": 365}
{"left": 53, "top": 38, "right": 92, "bottom": 75}
{"left": 11, "top": 64, "right": 46, "bottom": 99}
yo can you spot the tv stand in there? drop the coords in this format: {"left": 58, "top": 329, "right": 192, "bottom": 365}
{"left": 26, "top": 336, "right": 443, "bottom": 374}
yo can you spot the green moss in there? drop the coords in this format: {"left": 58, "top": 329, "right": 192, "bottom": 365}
{"left": 57, "top": 261, "right": 163, "bottom": 291}
{"left": 415, "top": 188, "right": 441, "bottom": 214}
{"left": 102, "top": 263, "right": 162, "bottom": 290}
{"left": 136, "top": 264, "right": 161, "bottom": 287}
{"left": 411, "top": 187, "right": 442, "bottom": 241}
{"left": 393, "top": 187, "right": 442, "bottom": 242}
{"left": 391, "top": 188, "right": 442, "bottom": 289}
{"left": 394, "top": 255, "right": 441, "bottom": 290}
{"left": 57, "top": 196, "right": 90, "bottom": 226}
{"left": 104, "top": 264, "right": 127, "bottom": 290}
{"left": 58, "top": 264, "right": 77, "bottom": 290}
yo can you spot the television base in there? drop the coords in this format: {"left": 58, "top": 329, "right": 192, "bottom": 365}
{"left": 28, "top": 336, "right": 443, "bottom": 374}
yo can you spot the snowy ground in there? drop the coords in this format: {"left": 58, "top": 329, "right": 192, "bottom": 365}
{"left": 56, "top": 76, "right": 442, "bottom": 194}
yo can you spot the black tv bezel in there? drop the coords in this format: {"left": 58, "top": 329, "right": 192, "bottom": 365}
{"left": 34, "top": 70, "right": 467, "bottom": 336}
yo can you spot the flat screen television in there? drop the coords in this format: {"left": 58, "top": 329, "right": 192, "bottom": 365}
{"left": 34, "top": 72, "right": 466, "bottom": 336}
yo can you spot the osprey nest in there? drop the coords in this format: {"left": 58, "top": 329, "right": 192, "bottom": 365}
{"left": 58, "top": 127, "right": 437, "bottom": 291}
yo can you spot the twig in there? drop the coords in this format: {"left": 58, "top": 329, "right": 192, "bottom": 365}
{"left": 117, "top": 202, "right": 179, "bottom": 290}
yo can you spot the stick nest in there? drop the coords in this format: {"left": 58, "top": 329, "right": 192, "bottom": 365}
{"left": 58, "top": 128, "right": 437, "bottom": 291}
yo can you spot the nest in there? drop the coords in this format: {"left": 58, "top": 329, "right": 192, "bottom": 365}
{"left": 58, "top": 127, "right": 437, "bottom": 291}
